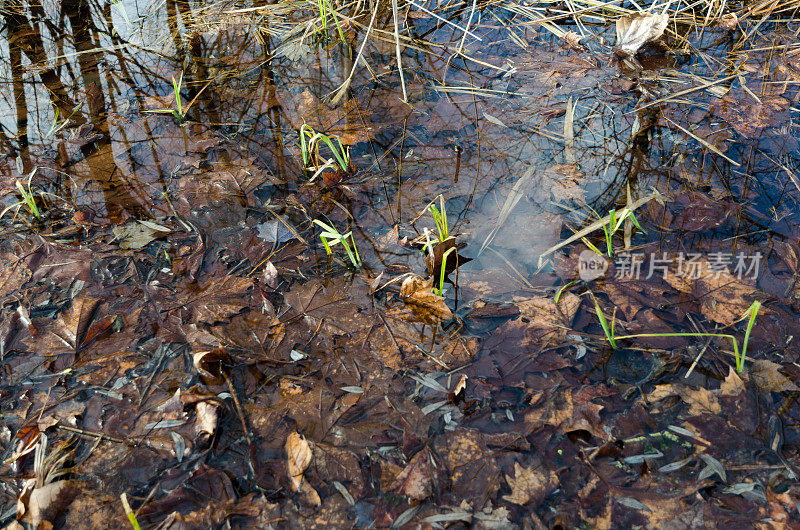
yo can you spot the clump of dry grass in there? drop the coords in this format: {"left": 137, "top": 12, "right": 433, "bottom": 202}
{"left": 173, "top": 0, "right": 800, "bottom": 109}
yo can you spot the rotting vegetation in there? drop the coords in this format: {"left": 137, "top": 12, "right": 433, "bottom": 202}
{"left": 3, "top": 0, "right": 800, "bottom": 527}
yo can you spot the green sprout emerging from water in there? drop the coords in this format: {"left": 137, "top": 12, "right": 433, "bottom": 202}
{"left": 429, "top": 198, "right": 449, "bottom": 243}
{"left": 1, "top": 169, "right": 41, "bottom": 220}
{"left": 300, "top": 124, "right": 350, "bottom": 178}
{"left": 313, "top": 219, "right": 361, "bottom": 268}
{"left": 591, "top": 295, "right": 761, "bottom": 374}
{"left": 437, "top": 247, "right": 457, "bottom": 296}
{"left": 143, "top": 73, "right": 186, "bottom": 122}
{"left": 315, "top": 0, "right": 347, "bottom": 46}
{"left": 423, "top": 196, "right": 456, "bottom": 295}
{"left": 584, "top": 206, "right": 644, "bottom": 257}
{"left": 45, "top": 103, "right": 82, "bottom": 138}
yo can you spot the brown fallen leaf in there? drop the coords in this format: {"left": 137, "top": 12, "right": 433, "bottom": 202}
{"left": 524, "top": 387, "right": 606, "bottom": 437}
{"left": 400, "top": 274, "right": 453, "bottom": 320}
{"left": 285, "top": 431, "right": 313, "bottom": 492}
{"left": 434, "top": 430, "right": 502, "bottom": 503}
{"left": 662, "top": 259, "right": 759, "bottom": 327}
{"left": 297, "top": 479, "right": 322, "bottom": 507}
{"left": 389, "top": 448, "right": 435, "bottom": 501}
{"left": 195, "top": 401, "right": 221, "bottom": 436}
{"left": 494, "top": 293, "right": 582, "bottom": 352}
{"left": 748, "top": 360, "right": 800, "bottom": 393}
{"left": 719, "top": 367, "right": 746, "bottom": 396}
{"left": 503, "top": 462, "right": 558, "bottom": 506}
{"left": 18, "top": 479, "right": 74, "bottom": 527}
{"left": 647, "top": 384, "right": 721, "bottom": 416}
{"left": 112, "top": 220, "right": 170, "bottom": 250}
{"left": 192, "top": 348, "right": 231, "bottom": 386}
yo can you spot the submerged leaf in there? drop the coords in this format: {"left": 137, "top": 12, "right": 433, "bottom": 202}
{"left": 503, "top": 463, "right": 558, "bottom": 506}
{"left": 285, "top": 431, "right": 313, "bottom": 492}
{"left": 389, "top": 448, "right": 435, "bottom": 501}
{"left": 400, "top": 274, "right": 453, "bottom": 320}
{"left": 748, "top": 360, "right": 800, "bottom": 392}
{"left": 112, "top": 221, "right": 170, "bottom": 250}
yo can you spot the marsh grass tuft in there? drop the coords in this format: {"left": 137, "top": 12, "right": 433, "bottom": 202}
{"left": 591, "top": 295, "right": 762, "bottom": 373}
{"left": 300, "top": 124, "right": 351, "bottom": 179}
{"left": 313, "top": 218, "right": 361, "bottom": 268}
{"left": 584, "top": 206, "right": 644, "bottom": 257}
{"left": 314, "top": 0, "right": 347, "bottom": 46}
{"left": 45, "top": 103, "right": 81, "bottom": 138}
{"left": 1, "top": 169, "right": 42, "bottom": 221}
{"left": 429, "top": 197, "right": 449, "bottom": 243}
{"left": 420, "top": 197, "right": 458, "bottom": 296}
{"left": 143, "top": 73, "right": 187, "bottom": 122}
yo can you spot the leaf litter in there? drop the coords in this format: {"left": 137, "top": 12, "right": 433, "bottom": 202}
{"left": 3, "top": 1, "right": 800, "bottom": 528}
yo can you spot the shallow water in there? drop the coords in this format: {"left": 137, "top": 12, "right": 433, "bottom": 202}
{"left": 3, "top": 1, "right": 800, "bottom": 527}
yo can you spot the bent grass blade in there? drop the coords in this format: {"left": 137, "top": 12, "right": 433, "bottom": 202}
{"left": 592, "top": 297, "right": 762, "bottom": 373}
{"left": 313, "top": 219, "right": 361, "bottom": 268}
{"left": 300, "top": 124, "right": 350, "bottom": 173}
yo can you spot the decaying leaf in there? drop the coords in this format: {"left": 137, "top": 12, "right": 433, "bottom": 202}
{"left": 646, "top": 384, "right": 721, "bottom": 416}
{"left": 719, "top": 367, "right": 746, "bottom": 396}
{"left": 615, "top": 12, "right": 668, "bottom": 56}
{"left": 748, "top": 360, "right": 800, "bottom": 393}
{"left": 192, "top": 349, "right": 231, "bottom": 386}
{"left": 503, "top": 463, "right": 558, "bottom": 506}
{"left": 18, "top": 479, "right": 74, "bottom": 527}
{"left": 195, "top": 401, "right": 222, "bottom": 436}
{"left": 389, "top": 448, "right": 435, "bottom": 501}
{"left": 285, "top": 431, "right": 313, "bottom": 492}
{"left": 661, "top": 259, "right": 758, "bottom": 327}
{"left": 524, "top": 387, "right": 605, "bottom": 437}
{"left": 112, "top": 220, "right": 170, "bottom": 250}
{"left": 400, "top": 274, "right": 453, "bottom": 320}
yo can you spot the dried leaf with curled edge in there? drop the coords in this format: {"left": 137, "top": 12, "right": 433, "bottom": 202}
{"left": 615, "top": 12, "right": 668, "bottom": 56}
{"left": 195, "top": 401, "right": 221, "bottom": 436}
{"left": 400, "top": 274, "right": 453, "bottom": 320}
{"left": 503, "top": 463, "right": 558, "bottom": 506}
{"left": 285, "top": 431, "right": 313, "bottom": 492}
{"left": 18, "top": 479, "right": 74, "bottom": 527}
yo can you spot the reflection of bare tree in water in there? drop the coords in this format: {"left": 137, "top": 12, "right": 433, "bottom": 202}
{"left": 5, "top": 0, "right": 81, "bottom": 168}
{"left": 3, "top": 0, "right": 146, "bottom": 220}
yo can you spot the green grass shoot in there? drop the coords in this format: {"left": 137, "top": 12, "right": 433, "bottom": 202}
{"left": 120, "top": 493, "right": 141, "bottom": 530}
{"left": 437, "top": 247, "right": 457, "bottom": 296}
{"left": 591, "top": 295, "right": 761, "bottom": 373}
{"left": 172, "top": 73, "right": 184, "bottom": 119}
{"left": 143, "top": 73, "right": 186, "bottom": 122}
{"left": 313, "top": 219, "right": 361, "bottom": 268}
{"left": 429, "top": 197, "right": 449, "bottom": 243}
{"left": 1, "top": 169, "right": 41, "bottom": 220}
{"left": 45, "top": 103, "right": 82, "bottom": 138}
{"left": 316, "top": 0, "right": 347, "bottom": 45}
{"left": 586, "top": 205, "right": 644, "bottom": 256}
{"left": 554, "top": 280, "right": 577, "bottom": 303}
{"left": 300, "top": 124, "right": 350, "bottom": 175}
